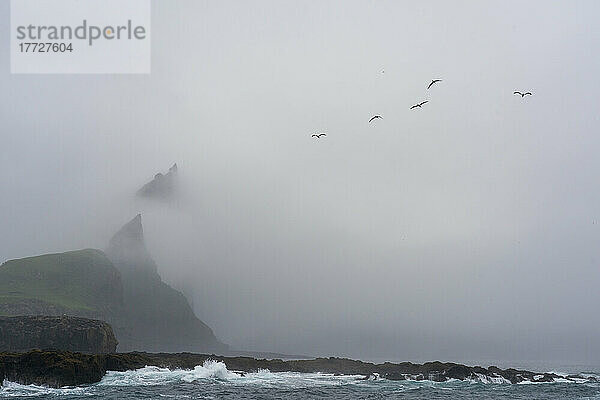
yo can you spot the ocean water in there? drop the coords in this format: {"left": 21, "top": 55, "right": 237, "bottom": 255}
{"left": 1, "top": 360, "right": 599, "bottom": 399}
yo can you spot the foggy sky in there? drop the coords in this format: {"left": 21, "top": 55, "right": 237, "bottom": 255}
{"left": 1, "top": 1, "right": 599, "bottom": 366}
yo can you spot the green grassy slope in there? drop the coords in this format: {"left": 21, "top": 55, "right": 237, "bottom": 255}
{"left": 0, "top": 249, "right": 123, "bottom": 316}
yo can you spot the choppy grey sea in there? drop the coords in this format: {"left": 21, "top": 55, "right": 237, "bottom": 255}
{"left": 1, "top": 360, "right": 599, "bottom": 399}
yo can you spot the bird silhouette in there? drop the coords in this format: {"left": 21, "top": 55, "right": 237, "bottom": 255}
{"left": 427, "top": 79, "right": 442, "bottom": 89}
{"left": 311, "top": 133, "right": 327, "bottom": 138}
{"left": 369, "top": 115, "right": 383, "bottom": 123}
{"left": 513, "top": 91, "right": 532, "bottom": 97}
{"left": 410, "top": 101, "right": 428, "bottom": 109}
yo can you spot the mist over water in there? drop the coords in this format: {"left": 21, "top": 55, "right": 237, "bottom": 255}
{"left": 1, "top": 0, "right": 600, "bottom": 367}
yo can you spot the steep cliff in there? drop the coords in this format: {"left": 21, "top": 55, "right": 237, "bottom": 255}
{"left": 106, "top": 214, "right": 227, "bottom": 353}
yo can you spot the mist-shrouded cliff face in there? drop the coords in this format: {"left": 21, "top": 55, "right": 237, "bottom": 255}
{"left": 106, "top": 214, "right": 158, "bottom": 277}
{"left": 0, "top": 216, "right": 226, "bottom": 354}
{"left": 105, "top": 214, "right": 227, "bottom": 353}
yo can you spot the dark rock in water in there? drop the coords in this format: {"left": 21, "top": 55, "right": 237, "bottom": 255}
{"left": 105, "top": 214, "right": 227, "bottom": 353}
{"left": 444, "top": 364, "right": 472, "bottom": 380}
{"left": 0, "top": 316, "right": 117, "bottom": 354}
{"left": 1, "top": 350, "right": 593, "bottom": 388}
{"left": 382, "top": 371, "right": 406, "bottom": 380}
{"left": 0, "top": 350, "right": 106, "bottom": 387}
{"left": 137, "top": 163, "right": 178, "bottom": 200}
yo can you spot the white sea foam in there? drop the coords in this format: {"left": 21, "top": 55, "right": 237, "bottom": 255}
{"left": 235, "top": 370, "right": 363, "bottom": 388}
{"left": 581, "top": 373, "right": 600, "bottom": 380}
{"left": 0, "top": 380, "right": 90, "bottom": 397}
{"left": 553, "top": 377, "right": 573, "bottom": 383}
{"left": 548, "top": 371, "right": 570, "bottom": 378}
{"left": 99, "top": 360, "right": 240, "bottom": 386}
{"left": 471, "top": 373, "right": 512, "bottom": 384}
{"left": 99, "top": 361, "right": 364, "bottom": 389}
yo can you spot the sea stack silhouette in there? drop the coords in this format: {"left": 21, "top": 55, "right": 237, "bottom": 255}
{"left": 106, "top": 213, "right": 156, "bottom": 275}
{"left": 137, "top": 163, "right": 178, "bottom": 200}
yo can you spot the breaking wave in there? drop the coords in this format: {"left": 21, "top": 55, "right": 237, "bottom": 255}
{"left": 95, "top": 361, "right": 599, "bottom": 388}
{"left": 99, "top": 360, "right": 240, "bottom": 386}
{"left": 98, "top": 360, "right": 363, "bottom": 389}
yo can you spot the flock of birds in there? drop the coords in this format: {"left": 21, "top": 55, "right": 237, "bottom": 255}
{"left": 311, "top": 78, "right": 533, "bottom": 139}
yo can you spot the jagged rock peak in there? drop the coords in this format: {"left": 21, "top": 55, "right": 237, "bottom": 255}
{"left": 108, "top": 214, "right": 144, "bottom": 249}
{"left": 137, "top": 163, "right": 178, "bottom": 200}
{"left": 105, "top": 214, "right": 157, "bottom": 275}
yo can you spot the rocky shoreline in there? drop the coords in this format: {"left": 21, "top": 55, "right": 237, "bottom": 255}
{"left": 0, "top": 350, "right": 597, "bottom": 388}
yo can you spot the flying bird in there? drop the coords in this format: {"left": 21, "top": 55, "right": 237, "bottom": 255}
{"left": 410, "top": 101, "right": 428, "bottom": 109}
{"left": 311, "top": 133, "right": 327, "bottom": 138}
{"left": 369, "top": 115, "right": 383, "bottom": 123}
{"left": 513, "top": 91, "right": 532, "bottom": 97}
{"left": 427, "top": 79, "right": 442, "bottom": 89}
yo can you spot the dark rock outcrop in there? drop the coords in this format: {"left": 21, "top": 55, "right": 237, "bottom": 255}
{"left": 105, "top": 214, "right": 227, "bottom": 353}
{"left": 0, "top": 351, "right": 107, "bottom": 387}
{"left": 1, "top": 350, "right": 596, "bottom": 388}
{"left": 0, "top": 316, "right": 117, "bottom": 354}
{"left": 137, "top": 163, "right": 178, "bottom": 200}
